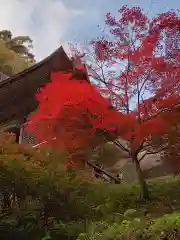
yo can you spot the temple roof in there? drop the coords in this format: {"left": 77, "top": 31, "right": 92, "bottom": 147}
{"left": 0, "top": 46, "right": 88, "bottom": 126}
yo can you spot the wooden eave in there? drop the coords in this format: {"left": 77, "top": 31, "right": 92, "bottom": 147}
{"left": 0, "top": 46, "right": 88, "bottom": 126}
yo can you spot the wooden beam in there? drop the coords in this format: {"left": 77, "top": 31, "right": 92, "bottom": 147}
{"left": 86, "top": 160, "right": 121, "bottom": 184}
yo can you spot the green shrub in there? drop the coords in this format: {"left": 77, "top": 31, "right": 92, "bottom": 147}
{"left": 78, "top": 212, "right": 180, "bottom": 240}
{"left": 77, "top": 218, "right": 145, "bottom": 240}
{"left": 144, "top": 212, "right": 180, "bottom": 239}
{"left": 45, "top": 220, "right": 87, "bottom": 240}
{"left": 1, "top": 133, "right": 180, "bottom": 239}
{"left": 0, "top": 210, "right": 44, "bottom": 240}
{"left": 0, "top": 133, "right": 101, "bottom": 239}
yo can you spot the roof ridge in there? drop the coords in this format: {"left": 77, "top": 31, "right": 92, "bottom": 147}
{"left": 0, "top": 46, "right": 71, "bottom": 87}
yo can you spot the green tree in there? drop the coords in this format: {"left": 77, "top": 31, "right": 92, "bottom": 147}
{"left": 0, "top": 30, "right": 35, "bottom": 77}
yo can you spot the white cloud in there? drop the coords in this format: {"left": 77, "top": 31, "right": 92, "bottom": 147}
{"left": 0, "top": 0, "right": 84, "bottom": 61}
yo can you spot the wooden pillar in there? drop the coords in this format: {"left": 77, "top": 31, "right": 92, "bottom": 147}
{"left": 19, "top": 125, "right": 24, "bottom": 144}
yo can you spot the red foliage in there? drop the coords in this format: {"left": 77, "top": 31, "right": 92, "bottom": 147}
{"left": 89, "top": 7, "right": 180, "bottom": 153}
{"left": 28, "top": 6, "right": 180, "bottom": 168}
{"left": 27, "top": 72, "right": 135, "bottom": 152}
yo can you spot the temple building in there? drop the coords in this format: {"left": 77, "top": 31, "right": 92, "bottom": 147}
{"left": 0, "top": 46, "right": 119, "bottom": 183}
{"left": 0, "top": 46, "right": 164, "bottom": 183}
{"left": 0, "top": 46, "right": 89, "bottom": 144}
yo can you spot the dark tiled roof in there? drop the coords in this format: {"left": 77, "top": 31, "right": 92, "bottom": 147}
{"left": 0, "top": 46, "right": 88, "bottom": 125}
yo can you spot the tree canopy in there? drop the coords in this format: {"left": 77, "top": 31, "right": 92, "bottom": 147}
{"left": 27, "top": 6, "right": 180, "bottom": 199}
{"left": 0, "top": 30, "right": 35, "bottom": 77}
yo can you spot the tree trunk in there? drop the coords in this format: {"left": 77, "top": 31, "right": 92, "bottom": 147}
{"left": 133, "top": 155, "right": 150, "bottom": 199}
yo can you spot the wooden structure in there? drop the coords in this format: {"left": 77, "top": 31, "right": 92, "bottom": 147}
{"left": 0, "top": 46, "right": 120, "bottom": 183}
{"left": 0, "top": 46, "right": 89, "bottom": 129}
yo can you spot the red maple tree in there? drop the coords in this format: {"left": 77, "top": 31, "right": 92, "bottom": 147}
{"left": 27, "top": 71, "right": 134, "bottom": 166}
{"left": 27, "top": 6, "right": 180, "bottom": 199}
{"left": 86, "top": 6, "right": 180, "bottom": 197}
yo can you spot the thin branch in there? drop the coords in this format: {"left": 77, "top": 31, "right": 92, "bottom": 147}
{"left": 124, "top": 47, "right": 131, "bottom": 113}
{"left": 139, "top": 152, "right": 147, "bottom": 161}
{"left": 146, "top": 151, "right": 160, "bottom": 155}
{"left": 113, "top": 139, "right": 130, "bottom": 153}
{"left": 88, "top": 65, "right": 128, "bottom": 110}
{"left": 86, "top": 160, "right": 121, "bottom": 183}
{"left": 139, "top": 69, "right": 152, "bottom": 93}
{"left": 145, "top": 103, "right": 180, "bottom": 122}
{"left": 138, "top": 150, "right": 161, "bottom": 162}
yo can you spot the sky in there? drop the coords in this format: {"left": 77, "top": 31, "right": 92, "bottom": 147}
{"left": 0, "top": 0, "right": 179, "bottom": 61}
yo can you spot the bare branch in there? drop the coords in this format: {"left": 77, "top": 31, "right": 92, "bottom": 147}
{"left": 139, "top": 69, "right": 152, "bottom": 93}
{"left": 139, "top": 152, "right": 147, "bottom": 161}
{"left": 88, "top": 65, "right": 129, "bottom": 111}
{"left": 145, "top": 103, "right": 180, "bottom": 122}
{"left": 86, "top": 160, "right": 121, "bottom": 183}
{"left": 113, "top": 139, "right": 130, "bottom": 153}
{"left": 138, "top": 150, "right": 162, "bottom": 162}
